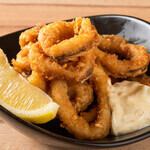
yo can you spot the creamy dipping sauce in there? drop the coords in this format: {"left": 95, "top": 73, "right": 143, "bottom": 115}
{"left": 109, "top": 81, "right": 150, "bottom": 136}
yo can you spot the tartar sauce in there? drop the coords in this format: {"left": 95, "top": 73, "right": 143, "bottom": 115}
{"left": 109, "top": 81, "right": 150, "bottom": 135}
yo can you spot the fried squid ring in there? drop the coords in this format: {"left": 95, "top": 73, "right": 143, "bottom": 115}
{"left": 80, "top": 107, "right": 97, "bottom": 122}
{"left": 29, "top": 43, "right": 95, "bottom": 82}
{"left": 49, "top": 64, "right": 111, "bottom": 140}
{"left": 95, "top": 35, "right": 149, "bottom": 78}
{"left": 19, "top": 25, "right": 41, "bottom": 48}
{"left": 38, "top": 18, "right": 99, "bottom": 59}
{"left": 68, "top": 82, "right": 93, "bottom": 112}
{"left": 98, "top": 35, "right": 126, "bottom": 54}
{"left": 27, "top": 71, "right": 46, "bottom": 91}
{"left": 12, "top": 44, "right": 31, "bottom": 74}
{"left": 38, "top": 21, "right": 74, "bottom": 50}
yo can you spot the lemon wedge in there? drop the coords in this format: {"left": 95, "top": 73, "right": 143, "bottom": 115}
{"left": 0, "top": 49, "right": 59, "bottom": 124}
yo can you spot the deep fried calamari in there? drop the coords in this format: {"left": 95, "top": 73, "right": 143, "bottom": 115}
{"left": 68, "top": 82, "right": 93, "bottom": 112}
{"left": 96, "top": 35, "right": 149, "bottom": 78}
{"left": 19, "top": 26, "right": 41, "bottom": 48}
{"left": 49, "top": 65, "right": 111, "bottom": 140}
{"left": 12, "top": 44, "right": 31, "bottom": 74}
{"left": 38, "top": 18, "right": 99, "bottom": 59}
{"left": 29, "top": 43, "right": 95, "bottom": 82}
{"left": 27, "top": 71, "right": 46, "bottom": 91}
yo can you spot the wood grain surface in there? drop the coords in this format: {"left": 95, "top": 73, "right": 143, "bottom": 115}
{"left": 0, "top": 0, "right": 149, "bottom": 150}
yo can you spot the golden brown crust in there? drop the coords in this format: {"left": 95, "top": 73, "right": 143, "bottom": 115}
{"left": 38, "top": 18, "right": 99, "bottom": 59}
{"left": 68, "top": 82, "right": 93, "bottom": 112}
{"left": 49, "top": 65, "right": 111, "bottom": 140}
{"left": 29, "top": 43, "right": 95, "bottom": 82}
{"left": 12, "top": 44, "right": 31, "bottom": 74}
{"left": 95, "top": 35, "right": 149, "bottom": 78}
{"left": 19, "top": 26, "right": 41, "bottom": 48}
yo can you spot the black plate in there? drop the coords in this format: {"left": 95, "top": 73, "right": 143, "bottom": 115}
{"left": 0, "top": 15, "right": 150, "bottom": 149}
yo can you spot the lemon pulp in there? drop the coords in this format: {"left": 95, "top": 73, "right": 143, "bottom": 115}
{"left": 0, "top": 49, "right": 59, "bottom": 124}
